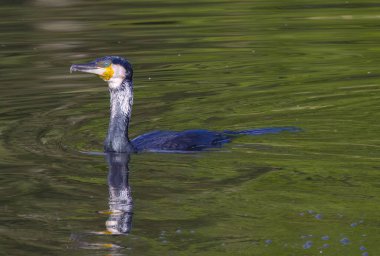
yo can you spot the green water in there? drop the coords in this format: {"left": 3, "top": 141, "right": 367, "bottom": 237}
{"left": 1, "top": 0, "right": 380, "bottom": 255}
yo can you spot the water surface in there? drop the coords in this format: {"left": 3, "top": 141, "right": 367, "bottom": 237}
{"left": 1, "top": 0, "right": 380, "bottom": 255}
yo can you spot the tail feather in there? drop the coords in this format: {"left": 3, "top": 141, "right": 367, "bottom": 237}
{"left": 223, "top": 127, "right": 301, "bottom": 136}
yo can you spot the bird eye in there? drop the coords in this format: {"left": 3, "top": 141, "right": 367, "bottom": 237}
{"left": 98, "top": 60, "right": 111, "bottom": 67}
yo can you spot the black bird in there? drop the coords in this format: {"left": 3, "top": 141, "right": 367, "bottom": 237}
{"left": 70, "top": 56, "right": 298, "bottom": 153}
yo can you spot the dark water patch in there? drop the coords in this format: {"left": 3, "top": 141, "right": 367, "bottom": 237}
{"left": 131, "top": 20, "right": 179, "bottom": 26}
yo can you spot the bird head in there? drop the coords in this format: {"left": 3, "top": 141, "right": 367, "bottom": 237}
{"left": 70, "top": 56, "right": 133, "bottom": 90}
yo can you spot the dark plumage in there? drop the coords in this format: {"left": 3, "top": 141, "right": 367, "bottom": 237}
{"left": 70, "top": 56, "right": 299, "bottom": 153}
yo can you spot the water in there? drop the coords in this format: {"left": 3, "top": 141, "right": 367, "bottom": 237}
{"left": 1, "top": 0, "right": 380, "bottom": 255}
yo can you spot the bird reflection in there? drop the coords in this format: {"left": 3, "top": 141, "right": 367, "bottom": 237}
{"left": 104, "top": 152, "right": 133, "bottom": 235}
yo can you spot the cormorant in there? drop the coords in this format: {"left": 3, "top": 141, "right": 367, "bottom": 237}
{"left": 70, "top": 56, "right": 298, "bottom": 153}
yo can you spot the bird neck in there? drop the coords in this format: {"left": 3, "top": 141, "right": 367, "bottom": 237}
{"left": 104, "top": 80, "right": 134, "bottom": 152}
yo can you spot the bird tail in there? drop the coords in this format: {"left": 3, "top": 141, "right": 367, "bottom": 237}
{"left": 223, "top": 126, "right": 301, "bottom": 136}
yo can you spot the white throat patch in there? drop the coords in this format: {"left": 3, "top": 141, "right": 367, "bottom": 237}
{"left": 108, "top": 64, "right": 126, "bottom": 90}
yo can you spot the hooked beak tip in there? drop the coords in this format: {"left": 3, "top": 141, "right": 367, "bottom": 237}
{"left": 70, "top": 64, "right": 79, "bottom": 73}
